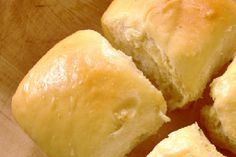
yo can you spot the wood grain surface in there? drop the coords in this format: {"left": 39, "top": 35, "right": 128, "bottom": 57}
{"left": 0, "top": 0, "right": 235, "bottom": 157}
{"left": 0, "top": 0, "right": 111, "bottom": 156}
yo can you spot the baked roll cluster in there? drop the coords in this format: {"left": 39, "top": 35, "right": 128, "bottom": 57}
{"left": 12, "top": 0, "right": 236, "bottom": 157}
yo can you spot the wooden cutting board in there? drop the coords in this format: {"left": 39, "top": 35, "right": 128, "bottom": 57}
{"left": 0, "top": 0, "right": 234, "bottom": 157}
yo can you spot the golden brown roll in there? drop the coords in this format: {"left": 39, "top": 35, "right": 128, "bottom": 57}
{"left": 12, "top": 30, "right": 169, "bottom": 157}
{"left": 201, "top": 58, "right": 236, "bottom": 154}
{"left": 102, "top": 0, "right": 236, "bottom": 110}
{"left": 147, "top": 123, "right": 225, "bottom": 157}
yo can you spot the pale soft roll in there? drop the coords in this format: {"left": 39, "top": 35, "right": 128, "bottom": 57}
{"left": 147, "top": 123, "right": 225, "bottom": 157}
{"left": 201, "top": 58, "right": 236, "bottom": 154}
{"left": 12, "top": 30, "right": 168, "bottom": 157}
{"left": 102, "top": 0, "right": 236, "bottom": 110}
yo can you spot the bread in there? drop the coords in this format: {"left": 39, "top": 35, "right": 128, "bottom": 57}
{"left": 101, "top": 0, "right": 236, "bottom": 110}
{"left": 11, "top": 30, "right": 169, "bottom": 157}
{"left": 147, "top": 123, "right": 225, "bottom": 157}
{"left": 201, "top": 58, "right": 236, "bottom": 154}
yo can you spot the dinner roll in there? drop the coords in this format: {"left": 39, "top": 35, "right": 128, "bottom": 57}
{"left": 201, "top": 58, "right": 236, "bottom": 154}
{"left": 147, "top": 123, "right": 225, "bottom": 157}
{"left": 12, "top": 30, "right": 169, "bottom": 157}
{"left": 102, "top": 0, "right": 236, "bottom": 110}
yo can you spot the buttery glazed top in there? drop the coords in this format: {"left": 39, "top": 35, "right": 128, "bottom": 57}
{"left": 12, "top": 30, "right": 167, "bottom": 157}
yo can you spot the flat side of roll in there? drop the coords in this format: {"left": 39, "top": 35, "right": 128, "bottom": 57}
{"left": 147, "top": 123, "right": 225, "bottom": 157}
{"left": 102, "top": 0, "right": 236, "bottom": 110}
{"left": 12, "top": 30, "right": 168, "bottom": 157}
{"left": 201, "top": 58, "right": 236, "bottom": 154}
